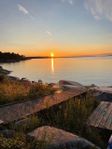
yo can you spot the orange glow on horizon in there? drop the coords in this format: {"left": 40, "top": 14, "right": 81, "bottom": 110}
{"left": 1, "top": 44, "right": 112, "bottom": 57}
{"left": 50, "top": 52, "right": 54, "bottom": 58}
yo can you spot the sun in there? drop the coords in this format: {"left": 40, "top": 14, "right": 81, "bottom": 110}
{"left": 50, "top": 52, "right": 54, "bottom": 58}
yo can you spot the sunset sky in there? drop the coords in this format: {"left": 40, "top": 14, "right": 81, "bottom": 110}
{"left": 0, "top": 0, "right": 112, "bottom": 56}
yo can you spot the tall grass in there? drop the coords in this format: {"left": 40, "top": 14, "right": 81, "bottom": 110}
{"left": 0, "top": 77, "right": 54, "bottom": 105}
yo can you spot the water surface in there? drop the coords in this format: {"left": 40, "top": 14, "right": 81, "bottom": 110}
{"left": 1, "top": 57, "right": 112, "bottom": 86}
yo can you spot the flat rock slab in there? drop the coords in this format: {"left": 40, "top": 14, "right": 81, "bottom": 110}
{"left": 88, "top": 101, "right": 112, "bottom": 130}
{"left": 90, "top": 86, "right": 112, "bottom": 94}
{"left": 59, "top": 80, "right": 85, "bottom": 90}
{"left": 90, "top": 86, "right": 112, "bottom": 101}
{"left": 0, "top": 89, "right": 86, "bottom": 124}
{"left": 28, "top": 126, "right": 100, "bottom": 149}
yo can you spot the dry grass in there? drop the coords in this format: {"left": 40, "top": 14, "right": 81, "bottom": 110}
{"left": 0, "top": 77, "right": 54, "bottom": 105}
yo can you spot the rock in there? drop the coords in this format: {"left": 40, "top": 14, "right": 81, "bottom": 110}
{"left": 49, "top": 83, "right": 62, "bottom": 93}
{"left": 90, "top": 86, "right": 112, "bottom": 102}
{"left": 38, "top": 80, "right": 43, "bottom": 84}
{"left": 28, "top": 126, "right": 100, "bottom": 149}
{"left": 90, "top": 84, "right": 97, "bottom": 88}
{"left": 59, "top": 80, "right": 86, "bottom": 91}
{"left": 96, "top": 92, "right": 112, "bottom": 101}
{"left": 9, "top": 76, "right": 20, "bottom": 81}
{"left": 0, "top": 66, "right": 11, "bottom": 75}
{"left": 21, "top": 78, "right": 27, "bottom": 81}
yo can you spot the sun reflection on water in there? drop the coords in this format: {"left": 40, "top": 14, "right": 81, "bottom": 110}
{"left": 51, "top": 58, "right": 54, "bottom": 73}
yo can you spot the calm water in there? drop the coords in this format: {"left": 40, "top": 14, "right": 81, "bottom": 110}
{"left": 1, "top": 57, "right": 112, "bottom": 86}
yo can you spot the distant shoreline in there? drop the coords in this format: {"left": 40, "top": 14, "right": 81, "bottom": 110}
{"left": 26, "top": 55, "right": 112, "bottom": 59}
{"left": 1, "top": 55, "right": 112, "bottom": 63}
{"left": 0, "top": 51, "right": 112, "bottom": 64}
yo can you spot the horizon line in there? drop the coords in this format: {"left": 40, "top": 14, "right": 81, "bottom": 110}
{"left": 26, "top": 54, "right": 112, "bottom": 59}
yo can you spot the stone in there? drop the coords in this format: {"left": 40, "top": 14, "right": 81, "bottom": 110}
{"left": 59, "top": 80, "right": 86, "bottom": 91}
{"left": 28, "top": 126, "right": 100, "bottom": 149}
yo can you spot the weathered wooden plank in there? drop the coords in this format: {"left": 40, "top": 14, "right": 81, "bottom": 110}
{"left": 87, "top": 102, "right": 103, "bottom": 124}
{"left": 106, "top": 107, "right": 112, "bottom": 130}
{"left": 96, "top": 102, "right": 110, "bottom": 128}
{"left": 0, "top": 89, "right": 86, "bottom": 124}
{"left": 100, "top": 103, "right": 112, "bottom": 129}
{"left": 88, "top": 102, "right": 112, "bottom": 131}
{"left": 88, "top": 102, "right": 106, "bottom": 126}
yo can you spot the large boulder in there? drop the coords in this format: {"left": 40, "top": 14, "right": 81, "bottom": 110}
{"left": 28, "top": 126, "right": 100, "bottom": 149}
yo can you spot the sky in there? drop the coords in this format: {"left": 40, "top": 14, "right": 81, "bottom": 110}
{"left": 0, "top": 0, "right": 112, "bottom": 57}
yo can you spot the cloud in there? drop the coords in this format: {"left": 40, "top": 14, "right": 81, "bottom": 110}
{"left": 17, "top": 4, "right": 29, "bottom": 15}
{"left": 68, "top": 0, "right": 73, "bottom": 5}
{"left": 61, "top": 0, "right": 74, "bottom": 5}
{"left": 46, "top": 31, "right": 53, "bottom": 37}
{"left": 84, "top": 0, "right": 112, "bottom": 22}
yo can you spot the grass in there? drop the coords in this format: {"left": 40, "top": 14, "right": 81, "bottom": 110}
{"left": 0, "top": 76, "right": 55, "bottom": 105}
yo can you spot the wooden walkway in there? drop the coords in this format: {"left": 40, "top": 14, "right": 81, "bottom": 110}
{"left": 87, "top": 101, "right": 112, "bottom": 130}
{"left": 0, "top": 88, "right": 86, "bottom": 124}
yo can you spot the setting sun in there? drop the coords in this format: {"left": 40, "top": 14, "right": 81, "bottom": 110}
{"left": 50, "top": 52, "right": 54, "bottom": 58}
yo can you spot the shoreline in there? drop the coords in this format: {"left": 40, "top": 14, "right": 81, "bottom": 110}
{"left": 1, "top": 55, "right": 112, "bottom": 63}
{"left": 0, "top": 65, "right": 112, "bottom": 88}
{"left": 0, "top": 66, "right": 11, "bottom": 75}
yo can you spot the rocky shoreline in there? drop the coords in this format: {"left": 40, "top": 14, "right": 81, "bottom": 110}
{"left": 0, "top": 66, "right": 11, "bottom": 75}
{"left": 0, "top": 66, "right": 111, "bottom": 149}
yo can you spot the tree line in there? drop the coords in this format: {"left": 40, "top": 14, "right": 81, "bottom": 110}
{"left": 0, "top": 51, "right": 26, "bottom": 62}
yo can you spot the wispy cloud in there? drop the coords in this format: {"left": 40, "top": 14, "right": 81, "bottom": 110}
{"left": 17, "top": 4, "right": 29, "bottom": 15}
{"left": 84, "top": 0, "right": 112, "bottom": 22}
{"left": 46, "top": 31, "right": 53, "bottom": 37}
{"left": 61, "top": 0, "right": 74, "bottom": 5}
{"left": 68, "top": 0, "right": 73, "bottom": 5}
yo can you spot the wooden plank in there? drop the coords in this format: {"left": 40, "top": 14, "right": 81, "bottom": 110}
{"left": 106, "top": 107, "right": 112, "bottom": 130}
{"left": 87, "top": 102, "right": 103, "bottom": 124}
{"left": 88, "top": 102, "right": 112, "bottom": 131}
{"left": 96, "top": 102, "right": 110, "bottom": 128}
{"left": 0, "top": 89, "right": 86, "bottom": 124}
{"left": 88, "top": 102, "right": 107, "bottom": 127}
{"left": 100, "top": 103, "right": 112, "bottom": 129}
